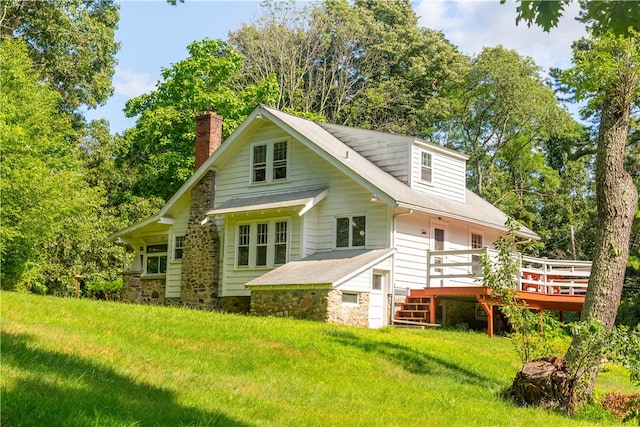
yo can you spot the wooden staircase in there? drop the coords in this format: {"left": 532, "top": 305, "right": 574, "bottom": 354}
{"left": 394, "top": 295, "right": 431, "bottom": 324}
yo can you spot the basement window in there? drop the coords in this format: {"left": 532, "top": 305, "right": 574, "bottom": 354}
{"left": 342, "top": 292, "right": 359, "bottom": 305}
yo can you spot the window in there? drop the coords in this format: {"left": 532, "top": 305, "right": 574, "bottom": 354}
{"left": 174, "top": 235, "right": 185, "bottom": 260}
{"left": 236, "top": 220, "right": 289, "bottom": 268}
{"left": 238, "top": 224, "right": 251, "bottom": 266}
{"left": 256, "top": 223, "right": 268, "bottom": 266}
{"left": 433, "top": 228, "right": 445, "bottom": 273}
{"left": 336, "top": 215, "right": 366, "bottom": 248}
{"left": 145, "top": 244, "right": 167, "bottom": 274}
{"left": 342, "top": 292, "right": 359, "bottom": 305}
{"left": 274, "top": 221, "right": 287, "bottom": 265}
{"left": 421, "top": 151, "right": 432, "bottom": 183}
{"left": 252, "top": 145, "right": 267, "bottom": 183}
{"left": 372, "top": 273, "right": 382, "bottom": 291}
{"left": 251, "top": 141, "right": 288, "bottom": 183}
{"left": 471, "top": 233, "right": 483, "bottom": 275}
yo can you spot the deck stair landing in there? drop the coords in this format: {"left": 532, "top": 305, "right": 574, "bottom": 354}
{"left": 395, "top": 295, "right": 431, "bottom": 323}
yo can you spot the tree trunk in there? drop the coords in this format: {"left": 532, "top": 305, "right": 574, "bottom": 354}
{"left": 582, "top": 97, "right": 637, "bottom": 329}
{"left": 511, "top": 357, "right": 575, "bottom": 414}
{"left": 566, "top": 94, "right": 638, "bottom": 394}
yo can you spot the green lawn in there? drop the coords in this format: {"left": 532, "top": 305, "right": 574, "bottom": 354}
{"left": 1, "top": 292, "right": 636, "bottom": 426}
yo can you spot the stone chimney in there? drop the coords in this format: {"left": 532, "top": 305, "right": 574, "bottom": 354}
{"left": 195, "top": 111, "right": 223, "bottom": 170}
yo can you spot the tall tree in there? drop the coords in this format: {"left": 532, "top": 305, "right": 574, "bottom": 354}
{"left": 0, "top": 0, "right": 120, "bottom": 112}
{"left": 230, "top": 0, "right": 467, "bottom": 136}
{"left": 119, "top": 38, "right": 278, "bottom": 201}
{"left": 559, "top": 32, "right": 639, "bottom": 330}
{"left": 0, "top": 39, "right": 118, "bottom": 294}
{"left": 443, "top": 46, "right": 574, "bottom": 212}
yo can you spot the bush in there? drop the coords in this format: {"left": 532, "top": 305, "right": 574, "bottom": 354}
{"left": 86, "top": 279, "right": 122, "bottom": 301}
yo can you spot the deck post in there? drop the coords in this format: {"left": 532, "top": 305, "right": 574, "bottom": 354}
{"left": 429, "top": 296, "right": 437, "bottom": 324}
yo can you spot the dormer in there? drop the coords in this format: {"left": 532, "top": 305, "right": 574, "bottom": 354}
{"left": 410, "top": 140, "right": 467, "bottom": 203}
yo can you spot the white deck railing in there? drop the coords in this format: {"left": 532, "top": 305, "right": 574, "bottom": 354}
{"left": 426, "top": 249, "right": 591, "bottom": 296}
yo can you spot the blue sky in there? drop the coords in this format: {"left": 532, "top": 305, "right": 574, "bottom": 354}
{"left": 85, "top": 0, "right": 586, "bottom": 134}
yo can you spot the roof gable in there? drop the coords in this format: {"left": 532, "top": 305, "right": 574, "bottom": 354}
{"left": 110, "top": 105, "right": 538, "bottom": 241}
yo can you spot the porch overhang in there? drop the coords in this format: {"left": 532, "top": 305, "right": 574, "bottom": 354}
{"left": 207, "top": 187, "right": 328, "bottom": 217}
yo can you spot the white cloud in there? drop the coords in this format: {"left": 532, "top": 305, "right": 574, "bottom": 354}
{"left": 415, "top": 0, "right": 587, "bottom": 73}
{"left": 113, "top": 67, "right": 157, "bottom": 98}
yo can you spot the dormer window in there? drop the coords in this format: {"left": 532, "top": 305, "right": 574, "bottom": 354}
{"left": 251, "top": 141, "right": 288, "bottom": 184}
{"left": 420, "top": 151, "right": 432, "bottom": 183}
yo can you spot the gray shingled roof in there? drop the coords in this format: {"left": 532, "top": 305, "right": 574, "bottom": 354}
{"left": 245, "top": 248, "right": 395, "bottom": 288}
{"left": 261, "top": 105, "right": 538, "bottom": 239}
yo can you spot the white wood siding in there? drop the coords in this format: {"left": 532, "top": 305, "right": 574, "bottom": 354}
{"left": 410, "top": 143, "right": 466, "bottom": 203}
{"left": 393, "top": 211, "right": 501, "bottom": 291}
{"left": 214, "top": 122, "right": 392, "bottom": 296}
{"left": 335, "top": 255, "right": 392, "bottom": 293}
{"left": 165, "top": 198, "right": 190, "bottom": 298}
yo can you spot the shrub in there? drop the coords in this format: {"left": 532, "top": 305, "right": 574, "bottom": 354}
{"left": 86, "top": 279, "right": 122, "bottom": 301}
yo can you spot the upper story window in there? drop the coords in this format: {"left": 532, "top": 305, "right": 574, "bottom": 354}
{"left": 336, "top": 215, "right": 366, "bottom": 248}
{"left": 252, "top": 141, "right": 288, "bottom": 184}
{"left": 145, "top": 244, "right": 167, "bottom": 274}
{"left": 236, "top": 220, "right": 289, "bottom": 268}
{"left": 420, "top": 151, "right": 432, "bottom": 183}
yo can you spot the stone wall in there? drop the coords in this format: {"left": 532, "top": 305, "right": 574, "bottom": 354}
{"left": 220, "top": 296, "right": 251, "bottom": 314}
{"left": 121, "top": 271, "right": 166, "bottom": 305}
{"left": 251, "top": 289, "right": 330, "bottom": 321}
{"left": 327, "top": 290, "right": 370, "bottom": 327}
{"left": 180, "top": 170, "right": 220, "bottom": 310}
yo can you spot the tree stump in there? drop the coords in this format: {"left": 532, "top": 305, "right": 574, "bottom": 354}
{"left": 511, "top": 356, "right": 573, "bottom": 413}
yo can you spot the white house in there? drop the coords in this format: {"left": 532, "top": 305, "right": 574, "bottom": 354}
{"left": 111, "top": 105, "right": 588, "bottom": 331}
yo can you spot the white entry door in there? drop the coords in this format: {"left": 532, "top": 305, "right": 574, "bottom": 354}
{"left": 368, "top": 270, "right": 388, "bottom": 328}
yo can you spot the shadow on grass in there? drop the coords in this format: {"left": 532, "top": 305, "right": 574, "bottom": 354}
{"left": 1, "top": 331, "right": 251, "bottom": 427}
{"left": 324, "top": 329, "right": 502, "bottom": 389}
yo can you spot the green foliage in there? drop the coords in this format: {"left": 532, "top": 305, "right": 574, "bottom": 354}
{"left": 0, "top": 39, "right": 121, "bottom": 294}
{"left": 0, "top": 0, "right": 120, "bottom": 111}
{"left": 118, "top": 38, "right": 278, "bottom": 200}
{"left": 506, "top": 0, "right": 640, "bottom": 37}
{"left": 480, "top": 218, "right": 566, "bottom": 363}
{"left": 85, "top": 279, "right": 122, "bottom": 301}
{"left": 230, "top": 0, "right": 467, "bottom": 137}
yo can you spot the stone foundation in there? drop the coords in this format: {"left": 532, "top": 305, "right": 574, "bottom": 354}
{"left": 121, "top": 271, "right": 166, "bottom": 305}
{"left": 220, "top": 296, "right": 251, "bottom": 313}
{"left": 250, "top": 288, "right": 370, "bottom": 327}
{"left": 251, "top": 289, "right": 330, "bottom": 321}
{"left": 327, "top": 290, "right": 369, "bottom": 327}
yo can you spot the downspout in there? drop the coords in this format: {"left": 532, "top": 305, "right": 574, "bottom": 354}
{"left": 390, "top": 208, "right": 414, "bottom": 325}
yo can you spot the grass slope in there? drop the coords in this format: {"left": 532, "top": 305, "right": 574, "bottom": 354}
{"left": 1, "top": 292, "right": 635, "bottom": 426}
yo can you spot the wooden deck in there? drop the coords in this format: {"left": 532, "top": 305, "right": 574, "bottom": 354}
{"left": 393, "top": 249, "right": 591, "bottom": 336}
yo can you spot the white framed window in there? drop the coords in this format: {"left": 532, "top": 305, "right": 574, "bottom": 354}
{"left": 174, "top": 235, "right": 185, "bottom": 260}
{"left": 335, "top": 215, "right": 366, "bottom": 248}
{"left": 372, "top": 273, "right": 382, "bottom": 290}
{"left": 145, "top": 244, "right": 168, "bottom": 275}
{"left": 342, "top": 292, "right": 359, "bottom": 305}
{"left": 251, "top": 140, "right": 289, "bottom": 184}
{"left": 420, "top": 151, "right": 432, "bottom": 183}
{"left": 471, "top": 232, "right": 483, "bottom": 275}
{"left": 235, "top": 219, "right": 289, "bottom": 268}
